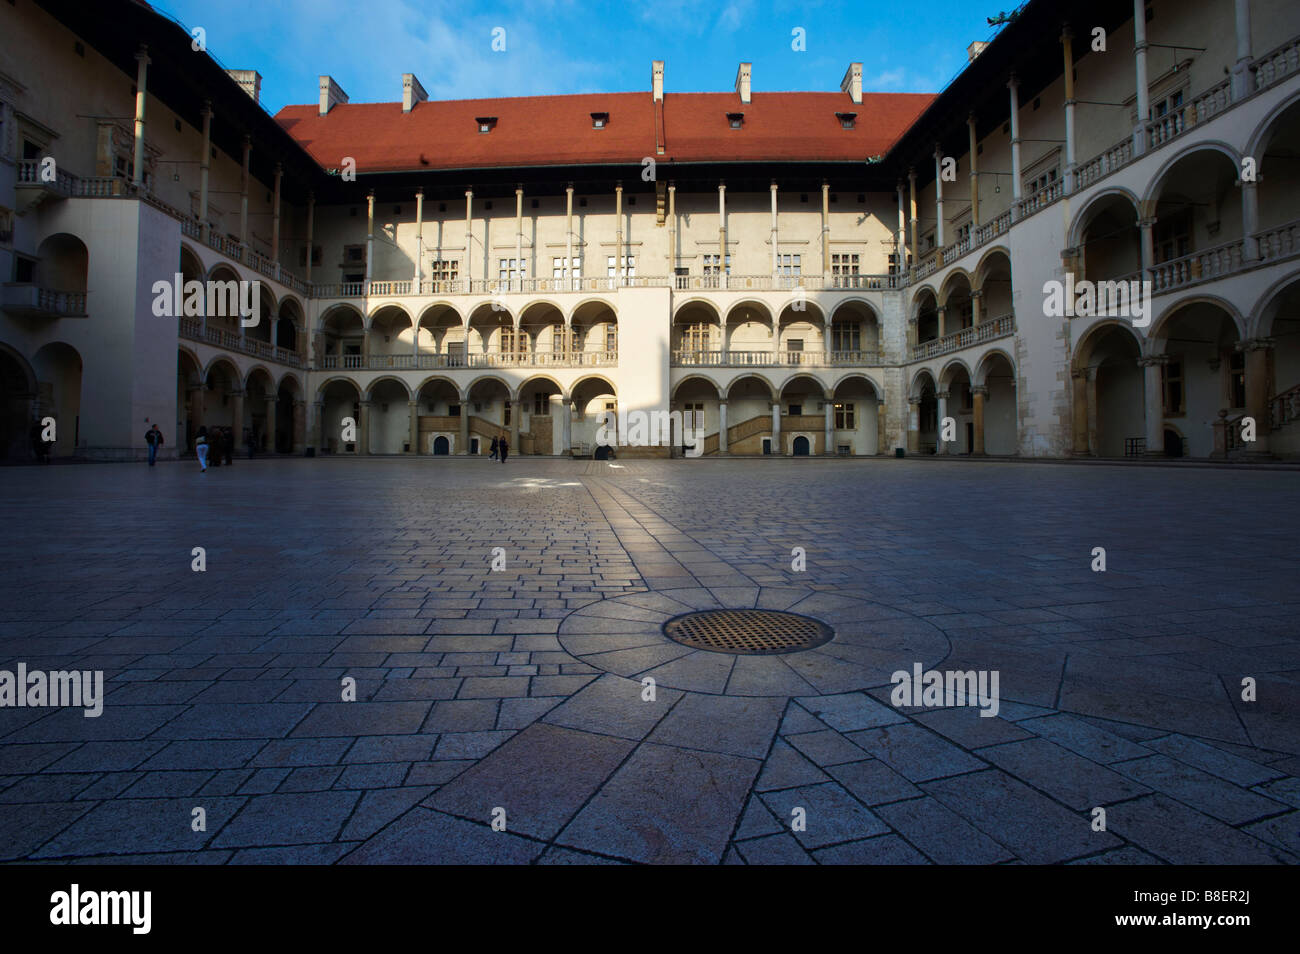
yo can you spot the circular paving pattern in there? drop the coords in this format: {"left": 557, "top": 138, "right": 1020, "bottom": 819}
{"left": 559, "top": 585, "right": 951, "bottom": 697}
{"left": 663, "top": 609, "right": 834, "bottom": 655}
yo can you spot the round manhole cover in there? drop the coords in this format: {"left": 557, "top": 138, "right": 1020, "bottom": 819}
{"left": 662, "top": 609, "right": 834, "bottom": 655}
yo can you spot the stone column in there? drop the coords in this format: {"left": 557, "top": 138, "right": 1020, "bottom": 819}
{"left": 1241, "top": 338, "right": 1274, "bottom": 456}
{"left": 515, "top": 185, "right": 525, "bottom": 290}
{"left": 132, "top": 46, "right": 150, "bottom": 189}
{"left": 305, "top": 192, "right": 315, "bottom": 284}
{"left": 718, "top": 402, "right": 728, "bottom": 455}
{"left": 565, "top": 183, "right": 575, "bottom": 290}
{"left": 459, "top": 400, "right": 470, "bottom": 455}
{"left": 668, "top": 183, "right": 677, "bottom": 282}
{"left": 971, "top": 288, "right": 984, "bottom": 326}
{"left": 824, "top": 400, "right": 834, "bottom": 455}
{"left": 1071, "top": 369, "right": 1089, "bottom": 454}
{"left": 967, "top": 114, "right": 980, "bottom": 228}
{"left": 509, "top": 396, "right": 520, "bottom": 454}
{"left": 1008, "top": 74, "right": 1023, "bottom": 214}
{"left": 937, "top": 305, "right": 948, "bottom": 339}
{"left": 1086, "top": 367, "right": 1100, "bottom": 454}
{"left": 408, "top": 400, "right": 419, "bottom": 454}
{"left": 311, "top": 400, "right": 324, "bottom": 453}
{"left": 821, "top": 181, "right": 831, "bottom": 274}
{"left": 188, "top": 387, "right": 204, "bottom": 451}
{"left": 972, "top": 385, "right": 988, "bottom": 455}
{"left": 464, "top": 190, "right": 474, "bottom": 285}
{"left": 230, "top": 390, "right": 244, "bottom": 448}
{"left": 1139, "top": 215, "right": 1156, "bottom": 279}
{"left": 908, "top": 169, "right": 919, "bottom": 265}
{"left": 239, "top": 135, "right": 251, "bottom": 248}
{"left": 771, "top": 402, "right": 782, "bottom": 455}
{"left": 907, "top": 400, "right": 920, "bottom": 453}
{"left": 896, "top": 182, "right": 907, "bottom": 268}
{"left": 770, "top": 181, "right": 779, "bottom": 278}
{"left": 365, "top": 190, "right": 375, "bottom": 285}
{"left": 1062, "top": 28, "right": 1077, "bottom": 194}
{"left": 877, "top": 401, "right": 887, "bottom": 455}
{"left": 1232, "top": 0, "right": 1254, "bottom": 100}
{"left": 415, "top": 188, "right": 424, "bottom": 286}
{"left": 271, "top": 163, "right": 282, "bottom": 265}
{"left": 717, "top": 181, "right": 727, "bottom": 283}
{"left": 1241, "top": 180, "right": 1260, "bottom": 261}
{"left": 933, "top": 145, "right": 945, "bottom": 249}
{"left": 615, "top": 183, "right": 624, "bottom": 285}
{"left": 292, "top": 399, "right": 306, "bottom": 454}
{"left": 354, "top": 400, "right": 369, "bottom": 455}
{"left": 264, "top": 396, "right": 276, "bottom": 451}
{"left": 1139, "top": 356, "right": 1165, "bottom": 457}
{"left": 562, "top": 399, "right": 572, "bottom": 455}
{"left": 1133, "top": 0, "right": 1150, "bottom": 154}
{"left": 823, "top": 321, "right": 832, "bottom": 365}
{"left": 936, "top": 390, "right": 949, "bottom": 454}
{"left": 198, "top": 100, "right": 212, "bottom": 239}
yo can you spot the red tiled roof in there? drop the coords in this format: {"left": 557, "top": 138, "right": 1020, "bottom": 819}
{"left": 273, "top": 90, "right": 933, "bottom": 174}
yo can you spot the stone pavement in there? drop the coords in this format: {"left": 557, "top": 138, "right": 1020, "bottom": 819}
{"left": 0, "top": 456, "right": 1297, "bottom": 864}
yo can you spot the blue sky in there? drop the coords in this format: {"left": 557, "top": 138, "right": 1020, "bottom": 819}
{"left": 151, "top": 0, "right": 1009, "bottom": 114}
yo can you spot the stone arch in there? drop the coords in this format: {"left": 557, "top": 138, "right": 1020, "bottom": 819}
{"left": 1147, "top": 295, "right": 1246, "bottom": 352}
{"left": 1068, "top": 187, "right": 1141, "bottom": 249}
{"left": 566, "top": 296, "right": 617, "bottom": 324}
{"left": 1140, "top": 141, "right": 1242, "bottom": 208}
{"left": 364, "top": 375, "right": 412, "bottom": 402}
{"left": 974, "top": 348, "right": 1017, "bottom": 387}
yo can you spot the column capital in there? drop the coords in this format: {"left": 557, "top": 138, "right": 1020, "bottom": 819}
{"left": 908, "top": 399, "right": 921, "bottom": 408}
{"left": 1138, "top": 216, "right": 1157, "bottom": 229}
{"left": 1236, "top": 336, "right": 1275, "bottom": 352}
{"left": 970, "top": 288, "right": 984, "bottom": 299}
{"left": 972, "top": 385, "right": 989, "bottom": 397}
{"left": 1136, "top": 354, "right": 1169, "bottom": 368}
{"left": 936, "top": 390, "right": 951, "bottom": 400}
{"left": 201, "top": 99, "right": 213, "bottom": 117}
{"left": 415, "top": 187, "right": 424, "bottom": 197}
{"left": 135, "top": 44, "right": 151, "bottom": 65}
{"left": 936, "top": 304, "right": 947, "bottom": 315}
{"left": 408, "top": 399, "right": 419, "bottom": 406}
{"left": 907, "top": 167, "right": 917, "bottom": 181}
{"left": 1007, "top": 71, "right": 1019, "bottom": 90}
{"left": 1060, "top": 25, "right": 1074, "bottom": 42}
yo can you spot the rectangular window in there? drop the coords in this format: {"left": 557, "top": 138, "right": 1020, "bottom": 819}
{"left": 832, "top": 323, "right": 861, "bottom": 352}
{"left": 499, "top": 258, "right": 526, "bottom": 281}
{"left": 831, "top": 252, "right": 860, "bottom": 288}
{"left": 682, "top": 402, "right": 704, "bottom": 432}
{"left": 504, "top": 400, "right": 511, "bottom": 426}
{"left": 533, "top": 393, "right": 548, "bottom": 416}
{"left": 888, "top": 251, "right": 911, "bottom": 275}
{"left": 449, "top": 403, "right": 461, "bottom": 416}
{"left": 777, "top": 253, "right": 802, "bottom": 276}
{"left": 1154, "top": 209, "right": 1191, "bottom": 264}
{"left": 605, "top": 325, "right": 617, "bottom": 352}
{"left": 702, "top": 254, "right": 731, "bottom": 276}
{"left": 1229, "top": 351, "right": 1246, "bottom": 409}
{"left": 606, "top": 255, "right": 635, "bottom": 278}
{"left": 552, "top": 256, "right": 581, "bottom": 279}
{"left": 499, "top": 327, "right": 525, "bottom": 356}
{"left": 343, "top": 244, "right": 366, "bottom": 265}
{"left": 682, "top": 322, "right": 710, "bottom": 351}
{"left": 1162, "top": 358, "right": 1185, "bottom": 416}
{"left": 552, "top": 327, "right": 576, "bottom": 354}
{"left": 788, "top": 404, "right": 802, "bottom": 416}
{"left": 834, "top": 402, "right": 855, "bottom": 429}
{"left": 430, "top": 259, "right": 459, "bottom": 283}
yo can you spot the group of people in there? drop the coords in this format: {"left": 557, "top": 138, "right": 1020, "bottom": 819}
{"left": 489, "top": 432, "right": 510, "bottom": 463}
{"left": 192, "top": 425, "right": 236, "bottom": 472}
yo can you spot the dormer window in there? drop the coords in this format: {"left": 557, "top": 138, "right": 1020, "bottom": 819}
{"left": 837, "top": 112, "right": 857, "bottom": 129}
{"left": 726, "top": 112, "right": 744, "bottom": 129}
{"left": 591, "top": 112, "right": 609, "bottom": 129}
{"left": 476, "top": 116, "right": 497, "bottom": 134}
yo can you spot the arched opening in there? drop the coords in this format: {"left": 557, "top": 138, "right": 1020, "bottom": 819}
{"left": 34, "top": 233, "right": 89, "bottom": 294}
{"left": 939, "top": 363, "right": 973, "bottom": 454}
{"left": 276, "top": 299, "right": 302, "bottom": 355}
{"left": 518, "top": 376, "right": 563, "bottom": 454}
{"left": 276, "top": 375, "right": 302, "bottom": 454}
{"left": 416, "top": 304, "right": 464, "bottom": 366}
{"left": 1254, "top": 99, "right": 1300, "bottom": 233}
{"left": 724, "top": 374, "right": 776, "bottom": 454}
{"left": 366, "top": 378, "right": 412, "bottom": 453}
{"left": 725, "top": 302, "right": 775, "bottom": 363}
{"left": 672, "top": 377, "right": 722, "bottom": 455}
{"left": 1151, "top": 301, "right": 1242, "bottom": 457}
{"left": 1148, "top": 149, "right": 1242, "bottom": 287}
{"left": 245, "top": 284, "right": 276, "bottom": 345}
{"left": 243, "top": 367, "right": 275, "bottom": 454}
{"left": 433, "top": 435, "right": 450, "bottom": 455}
{"left": 0, "top": 346, "right": 37, "bottom": 461}
{"left": 319, "top": 305, "right": 364, "bottom": 368}
{"left": 31, "top": 343, "right": 82, "bottom": 457}
{"left": 976, "top": 250, "right": 1014, "bottom": 324}
{"left": 520, "top": 301, "right": 564, "bottom": 363}
{"left": 1076, "top": 194, "right": 1141, "bottom": 283}
{"left": 467, "top": 304, "right": 514, "bottom": 367}
{"left": 780, "top": 374, "right": 825, "bottom": 455}
{"left": 831, "top": 374, "right": 880, "bottom": 456}
{"left": 319, "top": 378, "right": 361, "bottom": 454}
{"left": 569, "top": 376, "right": 617, "bottom": 456}
{"left": 941, "top": 272, "right": 974, "bottom": 335}
{"left": 910, "top": 370, "right": 938, "bottom": 454}
{"left": 205, "top": 264, "right": 243, "bottom": 341}
{"left": 570, "top": 300, "right": 618, "bottom": 363}
{"left": 369, "top": 305, "right": 415, "bottom": 367}
{"left": 467, "top": 377, "right": 512, "bottom": 453}
{"left": 1074, "top": 323, "right": 1143, "bottom": 457}
{"left": 792, "top": 435, "right": 810, "bottom": 456}
{"left": 913, "top": 289, "right": 939, "bottom": 347}
{"left": 672, "top": 301, "right": 723, "bottom": 365}
{"left": 776, "top": 303, "right": 824, "bottom": 367}
{"left": 829, "top": 302, "right": 880, "bottom": 363}
{"left": 1257, "top": 277, "right": 1300, "bottom": 458}
{"left": 415, "top": 377, "right": 462, "bottom": 455}
{"left": 975, "top": 352, "right": 1018, "bottom": 455}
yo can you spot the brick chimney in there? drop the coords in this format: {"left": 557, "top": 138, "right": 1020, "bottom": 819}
{"left": 840, "top": 63, "right": 862, "bottom": 104}
{"left": 735, "top": 62, "right": 752, "bottom": 104}
{"left": 967, "top": 41, "right": 989, "bottom": 63}
{"left": 652, "top": 60, "right": 664, "bottom": 102}
{"left": 402, "top": 73, "right": 428, "bottom": 112}
{"left": 227, "top": 70, "right": 262, "bottom": 105}
{"left": 319, "top": 75, "right": 349, "bottom": 116}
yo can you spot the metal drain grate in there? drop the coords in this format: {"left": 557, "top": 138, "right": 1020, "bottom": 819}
{"left": 663, "top": 609, "right": 834, "bottom": 655}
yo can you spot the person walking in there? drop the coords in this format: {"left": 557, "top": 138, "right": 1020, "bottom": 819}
{"left": 195, "top": 426, "right": 209, "bottom": 472}
{"left": 489, "top": 435, "right": 499, "bottom": 461}
{"left": 145, "top": 423, "right": 163, "bottom": 466}
{"left": 499, "top": 430, "right": 508, "bottom": 464}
